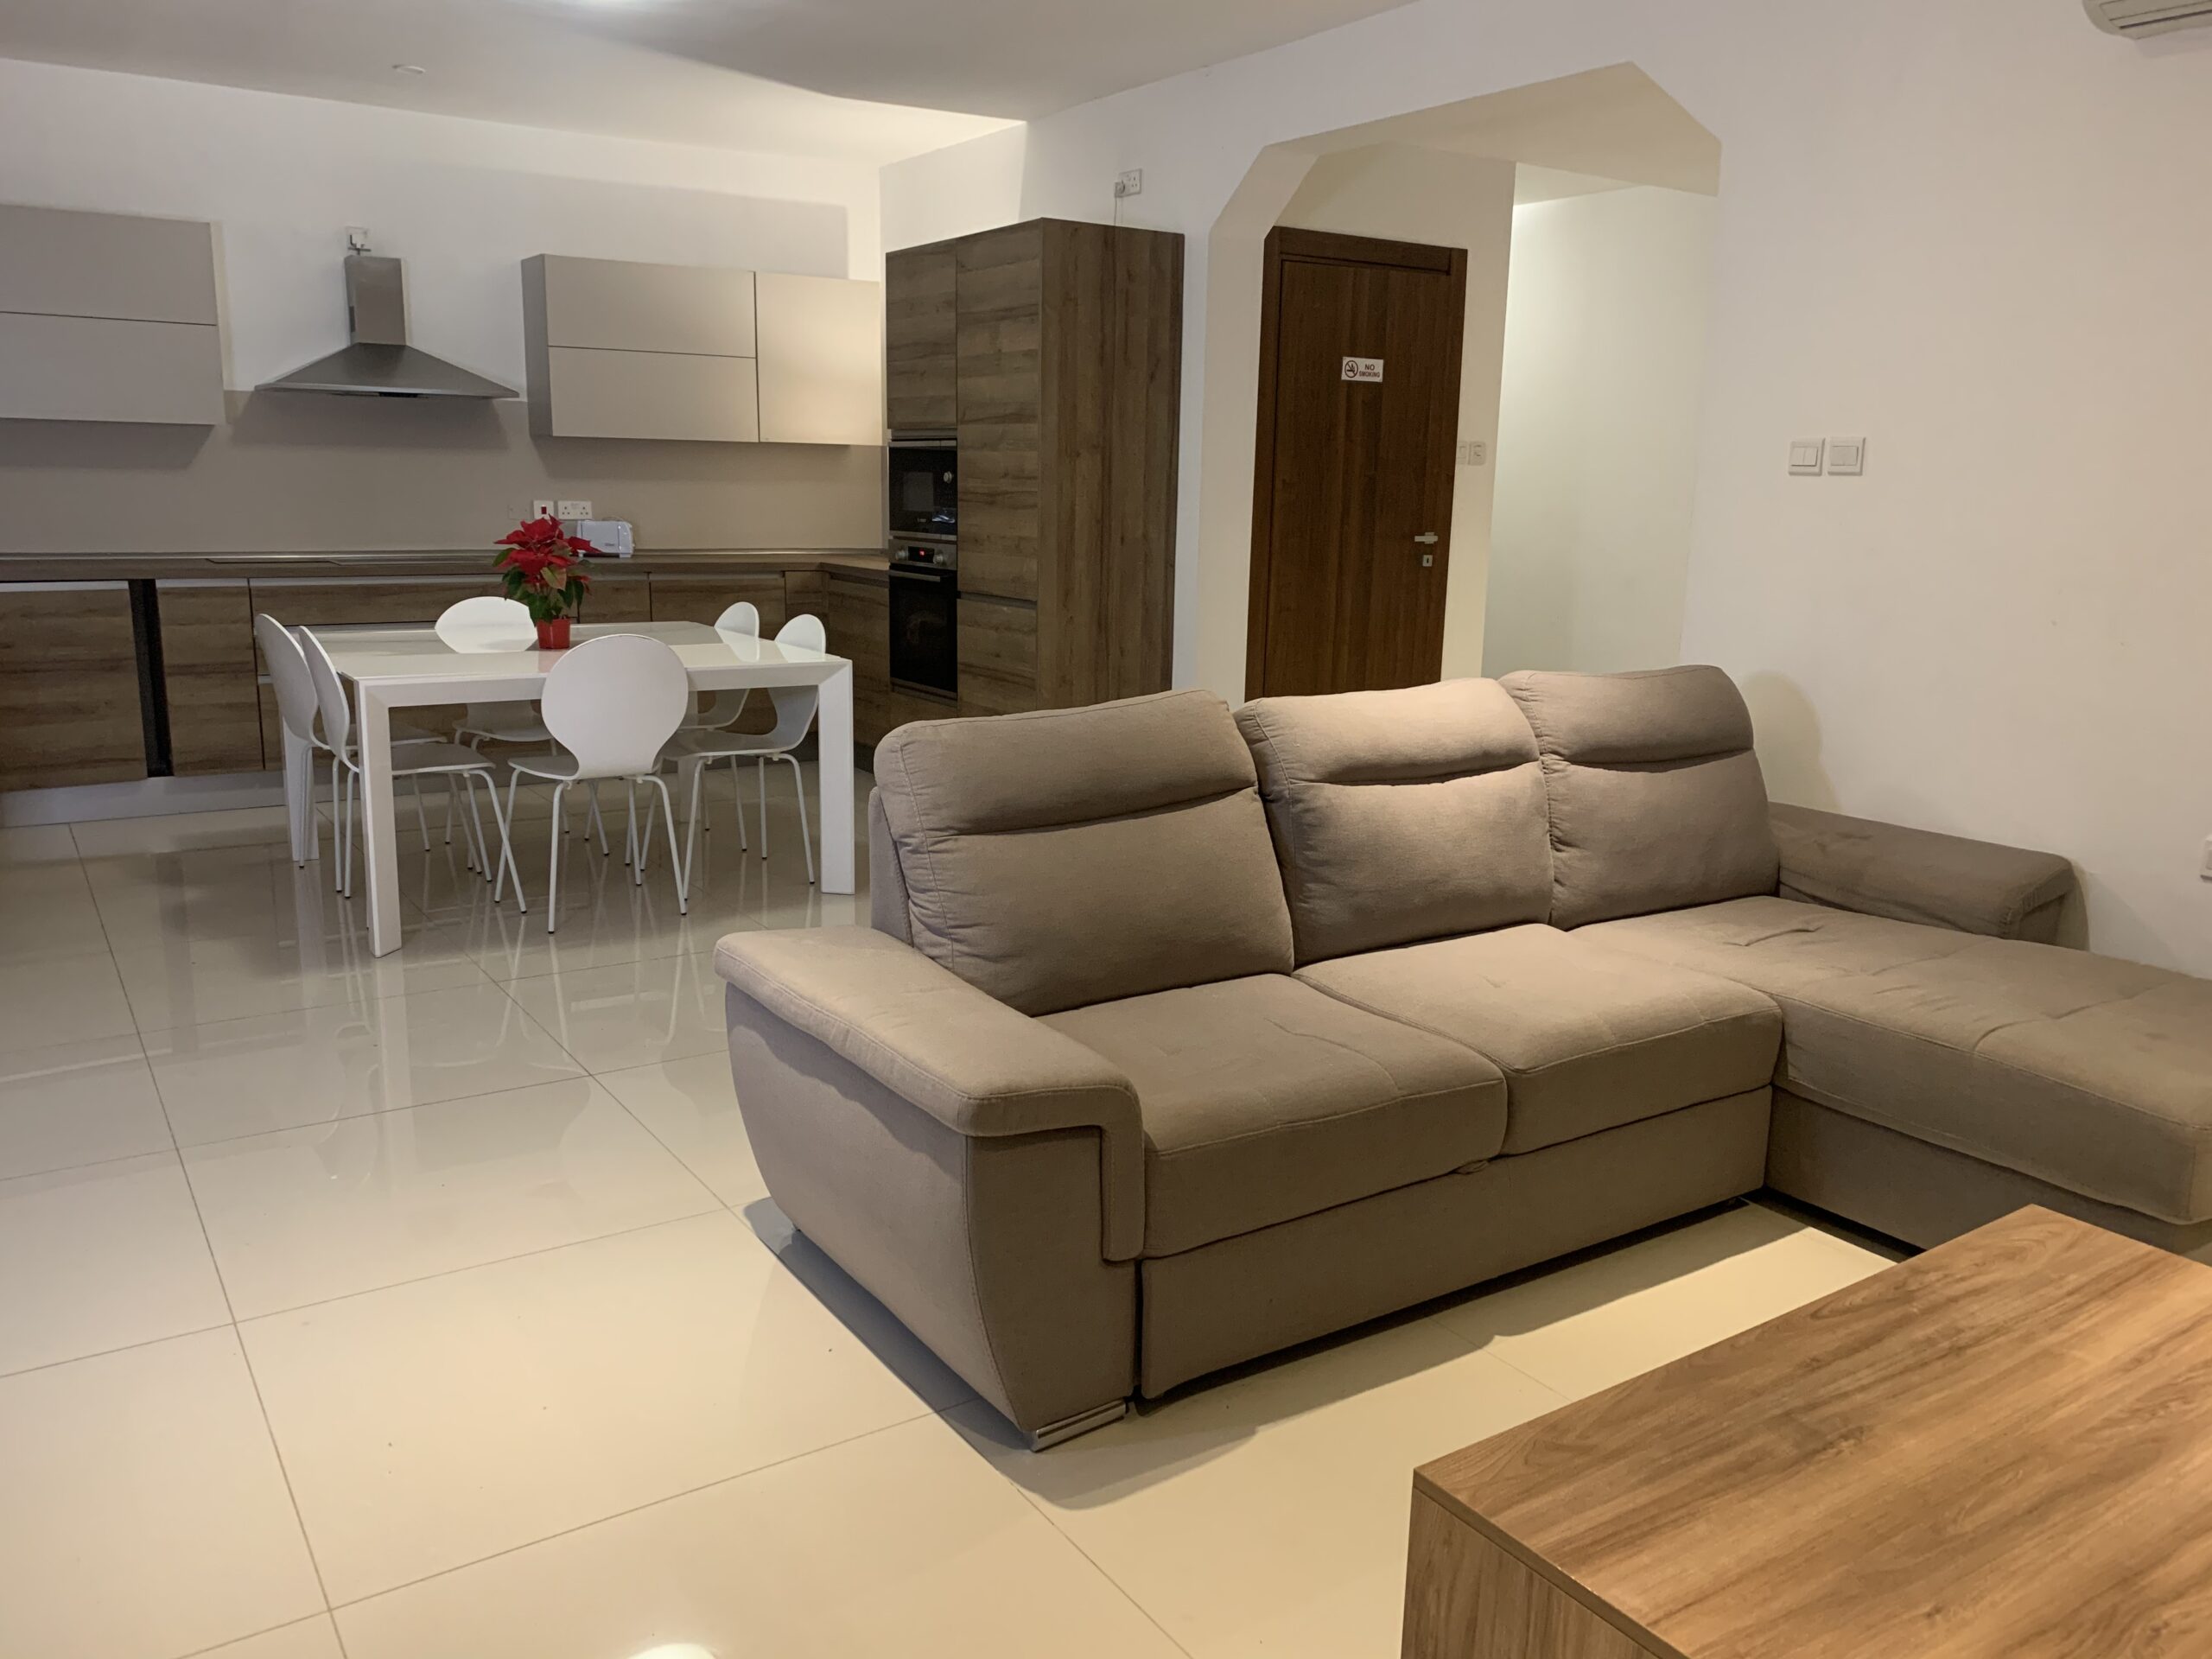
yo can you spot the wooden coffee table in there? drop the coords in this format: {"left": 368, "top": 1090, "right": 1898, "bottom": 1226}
{"left": 1402, "top": 1206, "right": 2212, "bottom": 1658}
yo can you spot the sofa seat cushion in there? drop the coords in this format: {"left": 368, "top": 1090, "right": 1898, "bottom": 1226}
{"left": 1043, "top": 976, "right": 1506, "bottom": 1256}
{"left": 1581, "top": 897, "right": 2212, "bottom": 1226}
{"left": 1297, "top": 926, "right": 1780, "bottom": 1155}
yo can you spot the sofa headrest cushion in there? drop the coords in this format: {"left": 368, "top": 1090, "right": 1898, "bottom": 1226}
{"left": 1503, "top": 664, "right": 1755, "bottom": 766}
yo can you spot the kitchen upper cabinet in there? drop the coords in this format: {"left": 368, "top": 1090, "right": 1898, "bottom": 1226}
{"left": 884, "top": 246, "right": 957, "bottom": 432}
{"left": 523, "top": 254, "right": 881, "bottom": 446}
{"left": 757, "top": 272, "right": 882, "bottom": 446}
{"left": 0, "top": 204, "right": 223, "bottom": 425}
{"left": 0, "top": 582, "right": 149, "bottom": 789}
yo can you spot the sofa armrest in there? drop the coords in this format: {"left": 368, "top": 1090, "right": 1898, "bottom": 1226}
{"left": 1770, "top": 803, "right": 2076, "bottom": 943}
{"left": 715, "top": 926, "right": 1144, "bottom": 1259}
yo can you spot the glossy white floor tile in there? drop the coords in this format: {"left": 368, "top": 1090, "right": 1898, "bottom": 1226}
{"left": 0, "top": 863, "right": 109, "bottom": 963}
{"left": 0, "top": 1033, "right": 172, "bottom": 1179}
{"left": 183, "top": 1077, "right": 720, "bottom": 1318}
{"left": 0, "top": 1152, "right": 231, "bottom": 1375}
{"left": 501, "top": 951, "right": 731, "bottom": 1073}
{"left": 143, "top": 979, "right": 585, "bottom": 1147}
{"left": 1428, "top": 1201, "right": 1892, "bottom": 1399}
{"left": 197, "top": 1618, "right": 347, "bottom": 1659}
{"left": 0, "top": 821, "right": 80, "bottom": 864}
{"left": 68, "top": 804, "right": 296, "bottom": 858}
{"left": 596, "top": 1051, "right": 765, "bottom": 1205}
{"left": 0, "top": 1329, "right": 325, "bottom": 1659}
{"left": 240, "top": 1211, "right": 960, "bottom": 1602}
{"left": 0, "top": 950, "right": 137, "bottom": 1050}
{"left": 956, "top": 1317, "right": 1564, "bottom": 1659}
{"left": 114, "top": 921, "right": 493, "bottom": 1032}
{"left": 336, "top": 1414, "right": 1185, "bottom": 1659}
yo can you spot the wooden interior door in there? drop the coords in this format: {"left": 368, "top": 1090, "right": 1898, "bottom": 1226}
{"left": 1247, "top": 227, "right": 1466, "bottom": 699}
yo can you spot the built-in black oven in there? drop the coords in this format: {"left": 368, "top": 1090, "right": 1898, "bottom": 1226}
{"left": 887, "top": 435, "right": 958, "bottom": 539}
{"left": 888, "top": 539, "right": 958, "bottom": 700}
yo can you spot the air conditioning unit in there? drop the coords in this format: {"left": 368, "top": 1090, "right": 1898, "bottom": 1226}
{"left": 2085, "top": 0, "right": 2212, "bottom": 35}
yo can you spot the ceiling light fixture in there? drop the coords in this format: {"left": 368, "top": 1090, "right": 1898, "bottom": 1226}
{"left": 391, "top": 62, "right": 427, "bottom": 75}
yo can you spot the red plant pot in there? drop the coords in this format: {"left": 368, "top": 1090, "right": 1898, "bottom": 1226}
{"left": 534, "top": 617, "right": 573, "bottom": 650}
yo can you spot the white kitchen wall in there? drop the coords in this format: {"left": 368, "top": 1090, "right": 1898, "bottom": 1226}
{"left": 1275, "top": 144, "right": 1516, "bottom": 678}
{"left": 879, "top": 0, "right": 2212, "bottom": 973}
{"left": 1485, "top": 183, "right": 1719, "bottom": 677}
{"left": 0, "top": 56, "right": 887, "bottom": 553}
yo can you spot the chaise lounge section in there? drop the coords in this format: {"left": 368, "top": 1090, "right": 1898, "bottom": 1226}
{"left": 717, "top": 668, "right": 2212, "bottom": 1446}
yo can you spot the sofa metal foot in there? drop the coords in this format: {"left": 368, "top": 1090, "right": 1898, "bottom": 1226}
{"left": 1024, "top": 1400, "right": 1128, "bottom": 1450}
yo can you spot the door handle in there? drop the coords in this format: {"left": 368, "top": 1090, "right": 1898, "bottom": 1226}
{"left": 1413, "top": 532, "right": 1440, "bottom": 545}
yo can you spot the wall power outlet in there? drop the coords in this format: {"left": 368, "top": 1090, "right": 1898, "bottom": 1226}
{"left": 556, "top": 500, "right": 592, "bottom": 520}
{"left": 1115, "top": 168, "right": 1143, "bottom": 200}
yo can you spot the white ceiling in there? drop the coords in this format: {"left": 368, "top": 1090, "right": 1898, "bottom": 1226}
{"left": 0, "top": 0, "right": 1419, "bottom": 163}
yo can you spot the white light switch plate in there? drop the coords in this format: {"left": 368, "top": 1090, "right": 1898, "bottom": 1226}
{"left": 1827, "top": 436, "right": 1866, "bottom": 476}
{"left": 556, "top": 499, "right": 592, "bottom": 520}
{"left": 1789, "top": 439, "right": 1825, "bottom": 476}
{"left": 2202, "top": 836, "right": 2212, "bottom": 882}
{"left": 1458, "top": 440, "right": 1488, "bottom": 467}
{"left": 531, "top": 499, "right": 556, "bottom": 520}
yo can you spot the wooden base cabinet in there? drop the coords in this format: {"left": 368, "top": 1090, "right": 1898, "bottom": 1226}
{"left": 157, "top": 581, "right": 264, "bottom": 774}
{"left": 0, "top": 582, "right": 148, "bottom": 789}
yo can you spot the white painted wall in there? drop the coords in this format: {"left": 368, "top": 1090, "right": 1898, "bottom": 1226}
{"left": 1275, "top": 144, "right": 1516, "bottom": 677}
{"left": 1485, "top": 183, "right": 1719, "bottom": 677}
{"left": 880, "top": 126, "right": 1030, "bottom": 253}
{"left": 0, "top": 57, "right": 881, "bottom": 392}
{"left": 878, "top": 0, "right": 2212, "bottom": 973}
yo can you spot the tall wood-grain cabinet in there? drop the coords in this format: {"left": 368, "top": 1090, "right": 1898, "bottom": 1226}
{"left": 884, "top": 219, "right": 1183, "bottom": 716}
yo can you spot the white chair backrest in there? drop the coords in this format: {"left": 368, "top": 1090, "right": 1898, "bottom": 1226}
{"left": 760, "top": 613, "right": 828, "bottom": 749}
{"left": 297, "top": 628, "right": 355, "bottom": 755}
{"left": 540, "top": 633, "right": 690, "bottom": 779}
{"left": 690, "top": 601, "right": 762, "bottom": 728}
{"left": 713, "top": 601, "right": 760, "bottom": 637}
{"left": 255, "top": 614, "right": 322, "bottom": 745}
{"left": 436, "top": 594, "right": 535, "bottom": 652}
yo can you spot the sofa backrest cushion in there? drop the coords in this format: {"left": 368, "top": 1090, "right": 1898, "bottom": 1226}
{"left": 1501, "top": 666, "right": 1778, "bottom": 928}
{"left": 873, "top": 690, "right": 1295, "bottom": 1015}
{"left": 1235, "top": 680, "right": 1552, "bottom": 963}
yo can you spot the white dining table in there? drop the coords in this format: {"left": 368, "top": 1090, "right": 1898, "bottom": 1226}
{"left": 301, "top": 620, "right": 855, "bottom": 957}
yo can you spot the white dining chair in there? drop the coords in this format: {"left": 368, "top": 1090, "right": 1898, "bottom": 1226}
{"left": 503, "top": 632, "right": 691, "bottom": 931}
{"left": 297, "top": 627, "right": 524, "bottom": 905}
{"left": 439, "top": 594, "right": 609, "bottom": 855}
{"left": 257, "top": 613, "right": 447, "bottom": 865}
{"left": 669, "top": 599, "right": 760, "bottom": 854}
{"left": 663, "top": 612, "right": 824, "bottom": 888}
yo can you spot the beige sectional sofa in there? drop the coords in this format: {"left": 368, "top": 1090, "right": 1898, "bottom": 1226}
{"left": 715, "top": 667, "right": 2212, "bottom": 1447}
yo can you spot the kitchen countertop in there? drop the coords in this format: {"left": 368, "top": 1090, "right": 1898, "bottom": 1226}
{"left": 0, "top": 549, "right": 891, "bottom": 582}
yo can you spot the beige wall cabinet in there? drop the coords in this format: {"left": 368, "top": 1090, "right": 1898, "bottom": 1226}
{"left": 0, "top": 203, "right": 223, "bottom": 425}
{"left": 757, "top": 272, "right": 883, "bottom": 446}
{"left": 524, "top": 254, "right": 880, "bottom": 446}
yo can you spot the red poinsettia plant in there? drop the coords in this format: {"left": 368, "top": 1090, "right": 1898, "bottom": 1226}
{"left": 493, "top": 515, "right": 598, "bottom": 622}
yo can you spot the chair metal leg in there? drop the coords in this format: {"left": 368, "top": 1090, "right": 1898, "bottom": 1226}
{"left": 683, "top": 757, "right": 709, "bottom": 893}
{"left": 444, "top": 777, "right": 457, "bottom": 845}
{"left": 464, "top": 779, "right": 492, "bottom": 883}
{"left": 784, "top": 753, "right": 815, "bottom": 886}
{"left": 340, "top": 765, "right": 357, "bottom": 899}
{"left": 545, "top": 782, "right": 567, "bottom": 934}
{"left": 758, "top": 757, "right": 770, "bottom": 860}
{"left": 648, "top": 774, "right": 687, "bottom": 912}
{"left": 731, "top": 756, "right": 748, "bottom": 851}
{"left": 478, "top": 772, "right": 525, "bottom": 913}
{"left": 498, "top": 769, "right": 524, "bottom": 905}
{"left": 588, "top": 785, "right": 609, "bottom": 855}
{"left": 412, "top": 775, "right": 430, "bottom": 851}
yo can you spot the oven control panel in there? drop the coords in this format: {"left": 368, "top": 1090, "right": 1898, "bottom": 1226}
{"left": 891, "top": 541, "right": 958, "bottom": 570}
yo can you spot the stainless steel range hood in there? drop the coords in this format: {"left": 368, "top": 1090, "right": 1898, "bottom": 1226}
{"left": 258, "top": 253, "right": 516, "bottom": 399}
